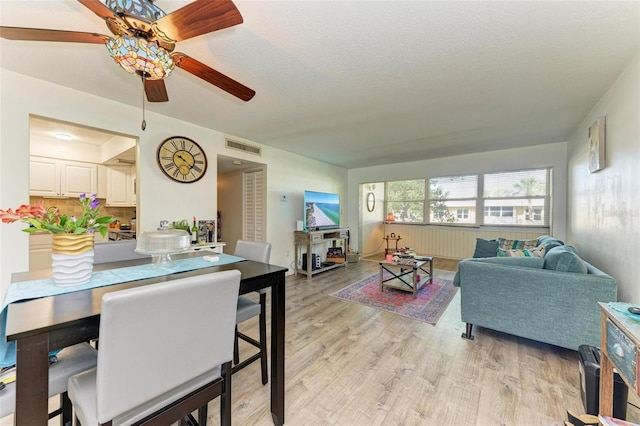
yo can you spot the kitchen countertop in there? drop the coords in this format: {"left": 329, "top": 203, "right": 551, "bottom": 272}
{"left": 107, "top": 230, "right": 136, "bottom": 240}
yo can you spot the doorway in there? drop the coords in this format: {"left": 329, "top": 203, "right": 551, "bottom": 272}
{"left": 28, "top": 115, "right": 138, "bottom": 270}
{"left": 217, "top": 155, "right": 267, "bottom": 254}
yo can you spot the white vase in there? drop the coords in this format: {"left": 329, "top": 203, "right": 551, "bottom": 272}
{"left": 51, "top": 234, "right": 95, "bottom": 287}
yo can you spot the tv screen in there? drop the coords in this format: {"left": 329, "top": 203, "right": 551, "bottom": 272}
{"left": 304, "top": 191, "right": 340, "bottom": 231}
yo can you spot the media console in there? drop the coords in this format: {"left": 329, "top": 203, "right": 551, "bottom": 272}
{"left": 294, "top": 228, "right": 348, "bottom": 280}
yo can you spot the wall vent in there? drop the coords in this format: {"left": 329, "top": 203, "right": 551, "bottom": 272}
{"left": 226, "top": 139, "right": 261, "bottom": 156}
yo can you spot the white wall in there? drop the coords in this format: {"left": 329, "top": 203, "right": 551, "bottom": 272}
{"left": 266, "top": 157, "right": 347, "bottom": 271}
{"left": 566, "top": 53, "right": 640, "bottom": 303}
{"left": 0, "top": 69, "right": 347, "bottom": 295}
{"left": 347, "top": 142, "right": 568, "bottom": 254}
{"left": 359, "top": 182, "right": 385, "bottom": 257}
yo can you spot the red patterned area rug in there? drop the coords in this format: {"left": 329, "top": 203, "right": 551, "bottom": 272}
{"left": 329, "top": 273, "right": 457, "bottom": 325}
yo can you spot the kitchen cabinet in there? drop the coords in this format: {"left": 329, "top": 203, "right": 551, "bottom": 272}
{"left": 30, "top": 156, "right": 97, "bottom": 197}
{"left": 29, "top": 233, "right": 53, "bottom": 271}
{"left": 106, "top": 165, "right": 136, "bottom": 207}
{"left": 97, "top": 165, "right": 107, "bottom": 199}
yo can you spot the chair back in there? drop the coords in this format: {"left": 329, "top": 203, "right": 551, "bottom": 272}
{"left": 94, "top": 240, "right": 150, "bottom": 264}
{"left": 95, "top": 270, "right": 241, "bottom": 423}
{"left": 234, "top": 240, "right": 272, "bottom": 263}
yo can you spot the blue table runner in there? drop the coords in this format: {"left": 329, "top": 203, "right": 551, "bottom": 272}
{"left": 0, "top": 253, "right": 245, "bottom": 367}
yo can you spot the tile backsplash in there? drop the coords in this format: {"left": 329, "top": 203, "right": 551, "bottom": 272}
{"left": 29, "top": 197, "right": 136, "bottom": 225}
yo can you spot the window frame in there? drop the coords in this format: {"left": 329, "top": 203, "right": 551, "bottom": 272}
{"left": 481, "top": 167, "right": 551, "bottom": 227}
{"left": 384, "top": 167, "right": 552, "bottom": 229}
{"left": 427, "top": 174, "right": 478, "bottom": 226}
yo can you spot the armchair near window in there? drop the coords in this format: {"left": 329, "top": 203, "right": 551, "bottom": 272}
{"left": 67, "top": 270, "right": 241, "bottom": 425}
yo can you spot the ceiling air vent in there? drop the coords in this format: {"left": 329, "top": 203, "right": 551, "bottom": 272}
{"left": 226, "top": 139, "right": 261, "bottom": 156}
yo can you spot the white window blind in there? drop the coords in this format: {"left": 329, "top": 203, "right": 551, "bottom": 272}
{"left": 483, "top": 168, "right": 550, "bottom": 226}
{"left": 428, "top": 175, "right": 478, "bottom": 224}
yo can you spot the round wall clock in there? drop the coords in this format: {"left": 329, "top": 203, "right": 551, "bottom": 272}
{"left": 157, "top": 136, "right": 208, "bottom": 183}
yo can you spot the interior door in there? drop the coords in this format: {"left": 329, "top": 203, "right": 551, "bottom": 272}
{"left": 243, "top": 169, "right": 265, "bottom": 241}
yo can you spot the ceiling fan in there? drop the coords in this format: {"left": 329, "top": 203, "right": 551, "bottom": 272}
{"left": 0, "top": 0, "right": 255, "bottom": 103}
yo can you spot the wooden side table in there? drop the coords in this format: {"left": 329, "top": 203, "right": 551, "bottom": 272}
{"left": 599, "top": 302, "right": 640, "bottom": 417}
{"left": 383, "top": 236, "right": 402, "bottom": 255}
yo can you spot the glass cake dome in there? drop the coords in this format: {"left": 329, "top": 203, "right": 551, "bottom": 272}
{"left": 135, "top": 229, "right": 190, "bottom": 267}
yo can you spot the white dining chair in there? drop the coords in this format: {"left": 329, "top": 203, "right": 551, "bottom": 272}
{"left": 67, "top": 270, "right": 241, "bottom": 426}
{"left": 0, "top": 342, "right": 97, "bottom": 423}
{"left": 93, "top": 240, "right": 150, "bottom": 264}
{"left": 233, "top": 240, "right": 271, "bottom": 385}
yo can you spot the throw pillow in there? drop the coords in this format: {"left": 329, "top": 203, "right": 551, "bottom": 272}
{"left": 473, "top": 238, "right": 499, "bottom": 258}
{"left": 497, "top": 246, "right": 546, "bottom": 258}
{"left": 537, "top": 235, "right": 564, "bottom": 252}
{"left": 497, "top": 237, "right": 539, "bottom": 250}
{"left": 543, "top": 245, "right": 588, "bottom": 273}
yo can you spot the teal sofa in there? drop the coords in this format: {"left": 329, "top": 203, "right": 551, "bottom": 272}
{"left": 453, "top": 237, "right": 617, "bottom": 350}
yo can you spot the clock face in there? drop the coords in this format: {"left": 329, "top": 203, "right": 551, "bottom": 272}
{"left": 157, "top": 136, "right": 208, "bottom": 183}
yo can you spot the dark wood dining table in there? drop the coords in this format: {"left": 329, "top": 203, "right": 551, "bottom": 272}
{"left": 5, "top": 252, "right": 287, "bottom": 425}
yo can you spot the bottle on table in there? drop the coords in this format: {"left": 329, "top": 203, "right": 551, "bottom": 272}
{"left": 191, "top": 217, "right": 198, "bottom": 244}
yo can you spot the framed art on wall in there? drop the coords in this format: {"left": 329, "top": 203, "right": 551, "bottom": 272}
{"left": 588, "top": 116, "right": 606, "bottom": 173}
{"left": 366, "top": 192, "right": 375, "bottom": 212}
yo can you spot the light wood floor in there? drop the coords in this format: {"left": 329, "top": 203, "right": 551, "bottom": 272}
{"left": 6, "top": 257, "right": 638, "bottom": 425}
{"left": 220, "top": 257, "right": 640, "bottom": 425}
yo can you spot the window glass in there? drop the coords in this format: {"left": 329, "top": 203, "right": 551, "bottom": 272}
{"left": 383, "top": 168, "right": 550, "bottom": 227}
{"left": 386, "top": 179, "right": 425, "bottom": 222}
{"left": 429, "top": 175, "right": 477, "bottom": 224}
{"left": 483, "top": 169, "right": 549, "bottom": 226}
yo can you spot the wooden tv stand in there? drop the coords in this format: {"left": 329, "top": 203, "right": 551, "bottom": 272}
{"left": 294, "top": 228, "right": 348, "bottom": 280}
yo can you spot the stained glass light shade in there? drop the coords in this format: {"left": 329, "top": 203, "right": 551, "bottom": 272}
{"left": 105, "top": 0, "right": 166, "bottom": 22}
{"left": 106, "top": 35, "right": 174, "bottom": 80}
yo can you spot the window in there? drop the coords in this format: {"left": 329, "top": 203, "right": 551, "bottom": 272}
{"left": 386, "top": 179, "right": 425, "bottom": 222}
{"left": 457, "top": 208, "right": 469, "bottom": 219}
{"left": 384, "top": 167, "right": 551, "bottom": 228}
{"left": 428, "top": 175, "right": 477, "bottom": 224}
{"left": 484, "top": 206, "right": 514, "bottom": 218}
{"left": 483, "top": 169, "right": 549, "bottom": 226}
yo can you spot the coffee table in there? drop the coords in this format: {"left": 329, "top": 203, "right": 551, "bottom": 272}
{"left": 379, "top": 255, "right": 433, "bottom": 299}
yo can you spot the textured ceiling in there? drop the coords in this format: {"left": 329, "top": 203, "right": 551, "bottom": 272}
{"left": 1, "top": 1, "right": 639, "bottom": 169}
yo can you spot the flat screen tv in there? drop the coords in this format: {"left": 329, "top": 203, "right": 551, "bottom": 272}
{"left": 304, "top": 190, "right": 340, "bottom": 231}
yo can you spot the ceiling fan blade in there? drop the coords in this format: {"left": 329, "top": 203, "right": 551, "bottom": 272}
{"left": 173, "top": 53, "right": 255, "bottom": 101}
{"left": 145, "top": 79, "right": 169, "bottom": 102}
{"left": 155, "top": 0, "right": 243, "bottom": 42}
{"left": 77, "top": 0, "right": 119, "bottom": 21}
{"left": 0, "top": 26, "right": 109, "bottom": 44}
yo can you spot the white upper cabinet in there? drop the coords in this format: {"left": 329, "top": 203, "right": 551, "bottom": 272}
{"left": 29, "top": 157, "right": 60, "bottom": 197}
{"left": 61, "top": 161, "right": 98, "bottom": 197}
{"left": 30, "top": 156, "right": 97, "bottom": 197}
{"left": 106, "top": 165, "right": 136, "bottom": 207}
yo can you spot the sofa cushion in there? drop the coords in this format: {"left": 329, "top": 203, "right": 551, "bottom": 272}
{"left": 473, "top": 238, "right": 499, "bottom": 258}
{"left": 537, "top": 235, "right": 564, "bottom": 252}
{"left": 543, "top": 245, "right": 588, "bottom": 273}
{"left": 497, "top": 246, "right": 546, "bottom": 258}
{"left": 497, "top": 237, "right": 538, "bottom": 250}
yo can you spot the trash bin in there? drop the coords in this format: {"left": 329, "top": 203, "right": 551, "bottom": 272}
{"left": 578, "top": 344, "right": 629, "bottom": 420}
